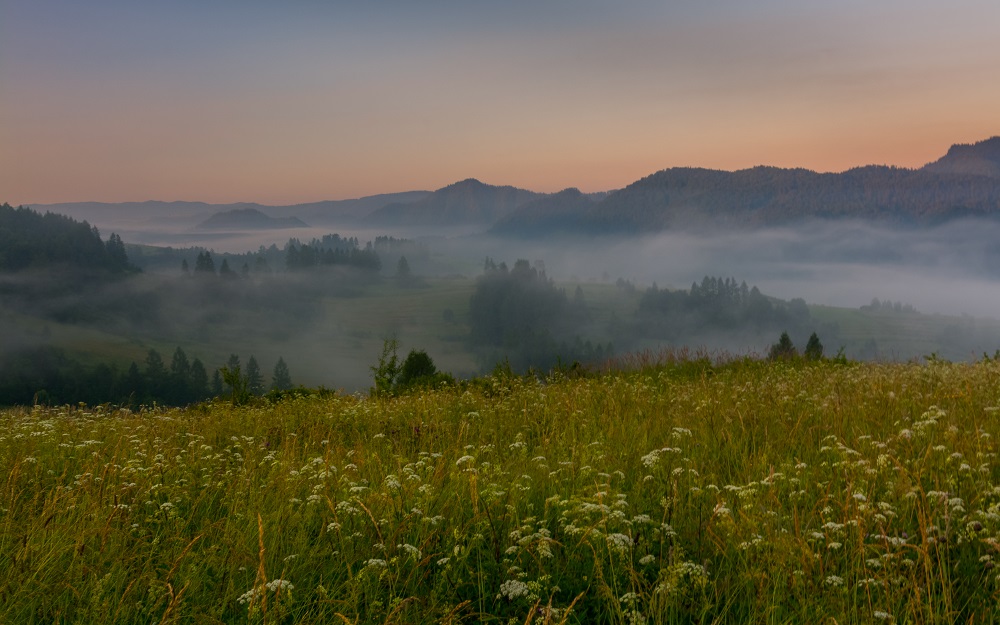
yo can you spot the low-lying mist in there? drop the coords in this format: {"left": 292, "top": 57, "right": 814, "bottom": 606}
{"left": 6, "top": 214, "right": 1000, "bottom": 404}
{"left": 441, "top": 219, "right": 1000, "bottom": 319}
{"left": 66, "top": 198, "right": 1000, "bottom": 319}
{"left": 116, "top": 214, "right": 1000, "bottom": 321}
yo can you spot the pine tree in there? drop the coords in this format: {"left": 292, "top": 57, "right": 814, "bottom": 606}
{"left": 195, "top": 251, "right": 216, "bottom": 275}
{"left": 190, "top": 358, "right": 209, "bottom": 400}
{"left": 271, "top": 357, "right": 293, "bottom": 391}
{"left": 768, "top": 332, "right": 797, "bottom": 360}
{"left": 123, "top": 362, "right": 143, "bottom": 403}
{"left": 105, "top": 233, "right": 130, "bottom": 271}
{"left": 169, "top": 347, "right": 191, "bottom": 404}
{"left": 246, "top": 355, "right": 264, "bottom": 395}
{"left": 223, "top": 354, "right": 241, "bottom": 393}
{"left": 219, "top": 259, "right": 236, "bottom": 279}
{"left": 805, "top": 332, "right": 824, "bottom": 360}
{"left": 395, "top": 255, "right": 412, "bottom": 285}
{"left": 144, "top": 349, "right": 166, "bottom": 400}
{"left": 211, "top": 369, "right": 223, "bottom": 397}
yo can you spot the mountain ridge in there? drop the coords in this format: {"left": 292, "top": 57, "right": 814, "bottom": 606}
{"left": 23, "top": 136, "right": 1000, "bottom": 236}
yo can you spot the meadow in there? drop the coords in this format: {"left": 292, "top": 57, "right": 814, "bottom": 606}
{"left": 3, "top": 355, "right": 1000, "bottom": 623}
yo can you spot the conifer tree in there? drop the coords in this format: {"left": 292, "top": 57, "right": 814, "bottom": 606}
{"left": 144, "top": 349, "right": 166, "bottom": 400}
{"left": 395, "top": 255, "right": 412, "bottom": 285}
{"left": 246, "top": 355, "right": 264, "bottom": 395}
{"left": 805, "top": 332, "right": 824, "bottom": 360}
{"left": 271, "top": 357, "right": 293, "bottom": 391}
{"left": 219, "top": 259, "right": 236, "bottom": 279}
{"left": 105, "top": 233, "right": 130, "bottom": 271}
{"left": 211, "top": 369, "right": 223, "bottom": 397}
{"left": 169, "top": 347, "right": 191, "bottom": 404}
{"left": 195, "top": 251, "right": 216, "bottom": 274}
{"left": 768, "top": 332, "right": 797, "bottom": 360}
{"left": 190, "top": 358, "right": 209, "bottom": 400}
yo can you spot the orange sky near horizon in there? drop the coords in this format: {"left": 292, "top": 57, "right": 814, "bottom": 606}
{"left": 2, "top": 1, "right": 998, "bottom": 206}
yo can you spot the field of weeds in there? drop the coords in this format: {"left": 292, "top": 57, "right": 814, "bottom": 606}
{"left": 3, "top": 358, "right": 1000, "bottom": 623}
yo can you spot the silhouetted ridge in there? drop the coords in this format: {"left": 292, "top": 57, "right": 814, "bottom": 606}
{"left": 366, "top": 178, "right": 542, "bottom": 227}
{"left": 923, "top": 136, "right": 1000, "bottom": 178}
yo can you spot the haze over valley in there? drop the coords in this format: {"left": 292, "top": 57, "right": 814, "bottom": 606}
{"left": 2, "top": 136, "right": 1000, "bottom": 404}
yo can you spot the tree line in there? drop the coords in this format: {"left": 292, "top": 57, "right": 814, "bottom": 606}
{"left": 0, "top": 346, "right": 294, "bottom": 407}
{"left": 633, "top": 276, "right": 814, "bottom": 341}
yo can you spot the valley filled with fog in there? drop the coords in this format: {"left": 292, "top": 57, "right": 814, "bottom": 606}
{"left": 11, "top": 145, "right": 1000, "bottom": 403}
{"left": 68, "top": 204, "right": 1000, "bottom": 320}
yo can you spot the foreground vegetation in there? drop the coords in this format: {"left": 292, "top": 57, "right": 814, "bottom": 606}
{"left": 3, "top": 355, "right": 1000, "bottom": 623}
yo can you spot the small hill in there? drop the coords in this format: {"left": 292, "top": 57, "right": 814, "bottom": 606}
{"left": 195, "top": 208, "right": 308, "bottom": 230}
{"left": 366, "top": 178, "right": 542, "bottom": 227}
{"left": 922, "top": 136, "right": 1000, "bottom": 178}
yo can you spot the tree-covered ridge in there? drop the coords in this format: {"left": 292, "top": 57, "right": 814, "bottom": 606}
{"left": 0, "top": 203, "right": 134, "bottom": 272}
{"left": 568, "top": 166, "right": 1000, "bottom": 233}
{"left": 492, "top": 139, "right": 1000, "bottom": 235}
{"left": 923, "top": 135, "right": 1000, "bottom": 178}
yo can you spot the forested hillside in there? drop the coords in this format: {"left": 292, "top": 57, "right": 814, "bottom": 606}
{"left": 0, "top": 203, "right": 134, "bottom": 273}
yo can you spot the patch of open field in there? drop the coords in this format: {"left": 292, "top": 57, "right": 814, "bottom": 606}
{"left": 3, "top": 358, "right": 1000, "bottom": 622}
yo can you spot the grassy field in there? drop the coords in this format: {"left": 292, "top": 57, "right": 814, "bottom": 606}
{"left": 4, "top": 356, "right": 1000, "bottom": 623}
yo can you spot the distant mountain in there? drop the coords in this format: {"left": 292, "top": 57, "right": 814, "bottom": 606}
{"left": 196, "top": 208, "right": 308, "bottom": 230}
{"left": 366, "top": 178, "right": 542, "bottom": 227}
{"left": 922, "top": 136, "right": 1000, "bottom": 178}
{"left": 32, "top": 191, "right": 433, "bottom": 233}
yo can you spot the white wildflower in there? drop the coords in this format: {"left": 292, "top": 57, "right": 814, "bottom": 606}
{"left": 607, "top": 533, "right": 633, "bottom": 555}
{"left": 497, "top": 579, "right": 531, "bottom": 600}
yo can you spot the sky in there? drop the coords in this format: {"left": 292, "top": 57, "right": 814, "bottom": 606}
{"left": 2, "top": 0, "right": 999, "bottom": 205}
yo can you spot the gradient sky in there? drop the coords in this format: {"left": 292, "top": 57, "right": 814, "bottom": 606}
{"left": 2, "top": 0, "right": 999, "bottom": 204}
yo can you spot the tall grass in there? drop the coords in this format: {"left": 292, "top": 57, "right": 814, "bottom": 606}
{"left": 2, "top": 358, "right": 1000, "bottom": 623}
